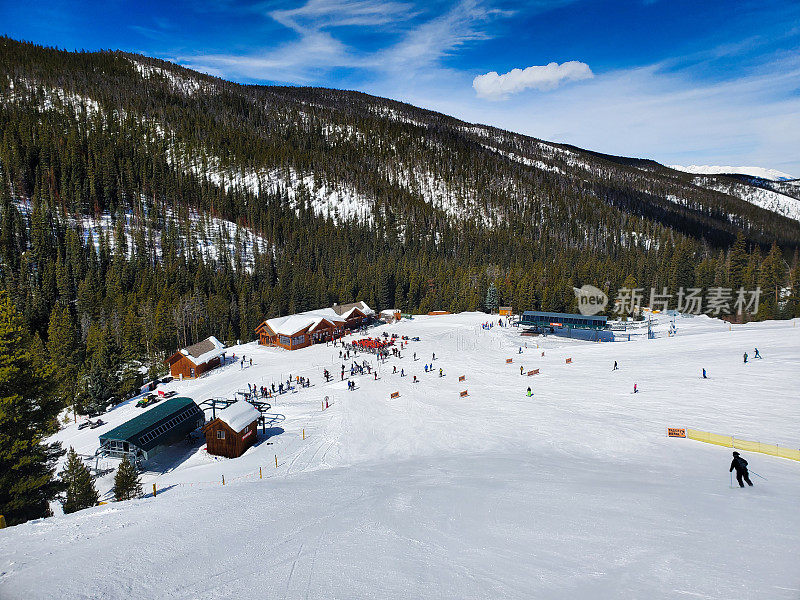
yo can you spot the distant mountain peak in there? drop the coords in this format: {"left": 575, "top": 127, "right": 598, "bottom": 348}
{"left": 669, "top": 164, "right": 795, "bottom": 181}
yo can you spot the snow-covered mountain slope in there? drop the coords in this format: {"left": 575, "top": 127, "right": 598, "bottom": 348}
{"left": 691, "top": 176, "right": 800, "bottom": 222}
{"left": 14, "top": 199, "right": 270, "bottom": 271}
{"left": 5, "top": 39, "right": 800, "bottom": 252}
{"left": 670, "top": 164, "right": 795, "bottom": 181}
{"left": 2, "top": 313, "right": 799, "bottom": 599}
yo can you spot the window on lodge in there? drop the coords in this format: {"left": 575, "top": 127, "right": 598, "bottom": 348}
{"left": 294, "top": 335, "right": 305, "bottom": 345}
{"left": 279, "top": 335, "right": 291, "bottom": 345}
{"left": 217, "top": 430, "right": 225, "bottom": 439}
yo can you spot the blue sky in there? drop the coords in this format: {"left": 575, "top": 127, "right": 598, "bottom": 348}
{"left": 3, "top": 0, "right": 800, "bottom": 174}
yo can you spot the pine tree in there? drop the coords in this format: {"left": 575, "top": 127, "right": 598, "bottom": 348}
{"left": 485, "top": 283, "right": 499, "bottom": 314}
{"left": 60, "top": 447, "right": 99, "bottom": 514}
{"left": 728, "top": 232, "right": 748, "bottom": 289}
{"left": 47, "top": 303, "right": 81, "bottom": 413}
{"left": 0, "top": 291, "right": 64, "bottom": 525}
{"left": 113, "top": 455, "right": 142, "bottom": 501}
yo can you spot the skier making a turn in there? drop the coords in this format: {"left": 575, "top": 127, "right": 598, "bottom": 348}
{"left": 730, "top": 452, "right": 753, "bottom": 487}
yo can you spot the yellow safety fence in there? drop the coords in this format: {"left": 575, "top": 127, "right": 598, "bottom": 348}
{"left": 686, "top": 428, "right": 800, "bottom": 462}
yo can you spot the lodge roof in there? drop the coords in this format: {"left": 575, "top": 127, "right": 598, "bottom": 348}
{"left": 166, "top": 335, "right": 227, "bottom": 366}
{"left": 331, "top": 301, "right": 374, "bottom": 318}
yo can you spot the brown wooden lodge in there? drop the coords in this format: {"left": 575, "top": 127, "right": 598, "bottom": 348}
{"left": 164, "top": 336, "right": 227, "bottom": 380}
{"left": 255, "top": 301, "right": 374, "bottom": 350}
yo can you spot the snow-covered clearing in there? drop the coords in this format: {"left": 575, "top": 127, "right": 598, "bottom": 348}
{"left": 2, "top": 313, "right": 799, "bottom": 599}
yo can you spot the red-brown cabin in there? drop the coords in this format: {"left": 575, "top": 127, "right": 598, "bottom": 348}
{"left": 164, "top": 336, "right": 226, "bottom": 380}
{"left": 203, "top": 401, "right": 261, "bottom": 458}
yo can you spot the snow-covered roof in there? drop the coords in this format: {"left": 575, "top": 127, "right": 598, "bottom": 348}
{"left": 264, "top": 308, "right": 346, "bottom": 336}
{"left": 260, "top": 301, "right": 374, "bottom": 337}
{"left": 182, "top": 336, "right": 226, "bottom": 365}
{"left": 332, "top": 301, "right": 374, "bottom": 319}
{"left": 380, "top": 308, "right": 399, "bottom": 316}
{"left": 215, "top": 401, "right": 260, "bottom": 433}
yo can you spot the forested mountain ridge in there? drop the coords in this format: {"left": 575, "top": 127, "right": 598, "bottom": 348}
{"left": 0, "top": 37, "right": 798, "bottom": 415}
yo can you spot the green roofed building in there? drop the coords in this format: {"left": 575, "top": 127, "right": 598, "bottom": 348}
{"left": 98, "top": 397, "right": 204, "bottom": 463}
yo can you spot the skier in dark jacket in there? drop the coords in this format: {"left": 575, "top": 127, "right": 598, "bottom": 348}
{"left": 730, "top": 452, "right": 753, "bottom": 487}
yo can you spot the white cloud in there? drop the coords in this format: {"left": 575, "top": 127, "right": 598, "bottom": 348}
{"left": 178, "top": 0, "right": 507, "bottom": 85}
{"left": 472, "top": 61, "right": 594, "bottom": 99}
{"left": 389, "top": 52, "right": 800, "bottom": 176}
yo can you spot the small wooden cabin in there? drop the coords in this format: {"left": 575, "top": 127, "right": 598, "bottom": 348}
{"left": 203, "top": 401, "right": 261, "bottom": 458}
{"left": 165, "top": 336, "right": 226, "bottom": 380}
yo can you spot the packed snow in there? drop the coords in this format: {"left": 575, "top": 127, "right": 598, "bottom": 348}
{"left": 1, "top": 313, "right": 799, "bottom": 599}
{"left": 670, "top": 164, "right": 795, "bottom": 181}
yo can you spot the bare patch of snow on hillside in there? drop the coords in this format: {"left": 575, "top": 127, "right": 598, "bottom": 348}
{"left": 129, "top": 59, "right": 206, "bottom": 96}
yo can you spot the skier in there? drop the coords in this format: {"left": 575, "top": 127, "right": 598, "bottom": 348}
{"left": 613, "top": 361, "right": 618, "bottom": 371}
{"left": 424, "top": 364, "right": 428, "bottom": 373}
{"left": 393, "top": 365, "right": 397, "bottom": 374}
{"left": 702, "top": 368, "right": 707, "bottom": 379}
{"left": 730, "top": 451, "right": 753, "bottom": 487}
{"left": 754, "top": 348, "right": 761, "bottom": 359}
{"left": 518, "top": 347, "right": 523, "bottom": 354}
{"left": 413, "top": 352, "right": 416, "bottom": 361}
{"left": 520, "top": 365, "right": 524, "bottom": 375}
{"left": 526, "top": 387, "right": 532, "bottom": 397}
{"left": 400, "top": 369, "right": 404, "bottom": 377}
{"left": 249, "top": 358, "right": 253, "bottom": 367}
{"left": 413, "top": 375, "right": 417, "bottom": 383}
{"left": 439, "top": 368, "right": 443, "bottom": 378}
{"left": 633, "top": 383, "right": 638, "bottom": 394}
{"left": 743, "top": 352, "right": 748, "bottom": 364}
{"left": 432, "top": 352, "right": 436, "bottom": 361}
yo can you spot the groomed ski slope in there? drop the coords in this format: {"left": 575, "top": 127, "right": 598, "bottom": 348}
{"left": 1, "top": 313, "right": 799, "bottom": 599}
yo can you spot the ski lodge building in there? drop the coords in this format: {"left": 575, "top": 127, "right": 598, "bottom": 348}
{"left": 255, "top": 301, "right": 374, "bottom": 350}
{"left": 98, "top": 397, "right": 205, "bottom": 463}
{"left": 203, "top": 401, "right": 261, "bottom": 458}
{"left": 519, "top": 311, "right": 614, "bottom": 342}
{"left": 164, "top": 336, "right": 227, "bottom": 379}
